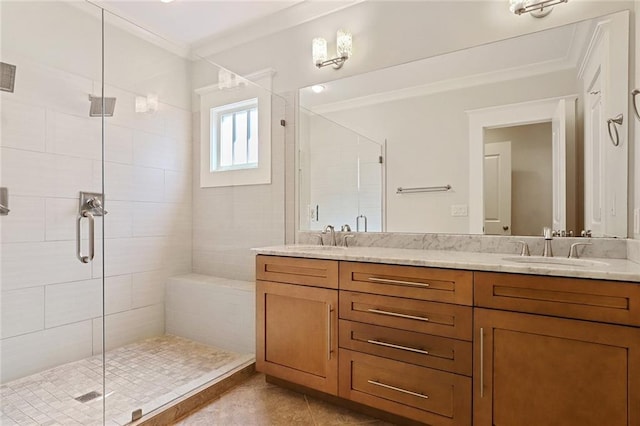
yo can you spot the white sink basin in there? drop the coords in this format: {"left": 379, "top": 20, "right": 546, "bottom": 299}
{"left": 502, "top": 256, "right": 609, "bottom": 268}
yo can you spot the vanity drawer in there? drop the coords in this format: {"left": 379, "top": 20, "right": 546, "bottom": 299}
{"left": 339, "top": 320, "right": 472, "bottom": 376}
{"left": 340, "top": 262, "right": 472, "bottom": 305}
{"left": 475, "top": 272, "right": 640, "bottom": 326}
{"left": 339, "top": 349, "right": 471, "bottom": 426}
{"left": 256, "top": 255, "right": 338, "bottom": 289}
{"left": 340, "top": 291, "right": 472, "bottom": 340}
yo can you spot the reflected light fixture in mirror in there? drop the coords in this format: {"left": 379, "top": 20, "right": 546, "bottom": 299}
{"left": 313, "top": 29, "right": 352, "bottom": 69}
{"left": 311, "top": 85, "right": 325, "bottom": 93}
{"left": 135, "top": 94, "right": 158, "bottom": 114}
{"left": 509, "top": 0, "right": 568, "bottom": 18}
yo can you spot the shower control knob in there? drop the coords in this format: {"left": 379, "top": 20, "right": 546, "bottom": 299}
{"left": 87, "top": 198, "right": 102, "bottom": 209}
{"left": 86, "top": 197, "right": 107, "bottom": 215}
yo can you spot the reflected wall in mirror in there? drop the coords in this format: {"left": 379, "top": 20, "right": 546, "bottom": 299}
{"left": 298, "top": 10, "right": 629, "bottom": 237}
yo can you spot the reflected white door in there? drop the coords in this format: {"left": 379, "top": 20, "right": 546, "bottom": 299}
{"left": 484, "top": 141, "right": 511, "bottom": 235}
{"left": 551, "top": 99, "right": 567, "bottom": 231}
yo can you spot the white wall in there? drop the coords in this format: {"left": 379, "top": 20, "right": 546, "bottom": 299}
{"left": 0, "top": 1, "right": 192, "bottom": 382}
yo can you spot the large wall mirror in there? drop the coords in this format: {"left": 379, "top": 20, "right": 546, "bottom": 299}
{"left": 297, "top": 10, "right": 629, "bottom": 238}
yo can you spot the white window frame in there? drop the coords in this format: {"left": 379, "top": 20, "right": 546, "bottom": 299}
{"left": 197, "top": 69, "right": 274, "bottom": 188}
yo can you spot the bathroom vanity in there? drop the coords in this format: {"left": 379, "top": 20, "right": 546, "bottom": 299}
{"left": 254, "top": 246, "right": 640, "bottom": 426}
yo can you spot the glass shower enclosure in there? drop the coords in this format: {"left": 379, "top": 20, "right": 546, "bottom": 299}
{"left": 1, "top": 1, "right": 268, "bottom": 424}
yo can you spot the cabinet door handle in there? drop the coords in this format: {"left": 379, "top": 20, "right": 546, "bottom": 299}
{"left": 367, "top": 380, "right": 429, "bottom": 399}
{"left": 327, "top": 304, "right": 332, "bottom": 361}
{"left": 480, "top": 327, "right": 484, "bottom": 398}
{"left": 367, "top": 339, "right": 429, "bottom": 355}
{"left": 368, "top": 277, "right": 430, "bottom": 288}
{"left": 367, "top": 308, "right": 429, "bottom": 322}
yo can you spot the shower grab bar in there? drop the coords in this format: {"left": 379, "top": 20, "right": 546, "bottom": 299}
{"left": 396, "top": 185, "right": 452, "bottom": 194}
{"left": 76, "top": 211, "right": 95, "bottom": 264}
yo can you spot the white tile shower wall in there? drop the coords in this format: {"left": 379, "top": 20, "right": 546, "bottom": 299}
{"left": 191, "top": 95, "right": 286, "bottom": 282}
{"left": 0, "top": 1, "right": 192, "bottom": 382}
{"left": 165, "top": 274, "right": 255, "bottom": 354}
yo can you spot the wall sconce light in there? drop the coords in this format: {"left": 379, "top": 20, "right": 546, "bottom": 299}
{"left": 312, "top": 29, "right": 352, "bottom": 69}
{"left": 135, "top": 94, "right": 158, "bottom": 113}
{"left": 509, "top": 0, "right": 567, "bottom": 18}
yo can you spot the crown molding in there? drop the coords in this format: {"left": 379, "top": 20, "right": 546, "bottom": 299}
{"left": 75, "top": 0, "right": 192, "bottom": 59}
{"left": 310, "top": 58, "right": 577, "bottom": 115}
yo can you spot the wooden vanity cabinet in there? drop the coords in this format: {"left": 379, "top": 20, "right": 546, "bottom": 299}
{"left": 474, "top": 272, "right": 640, "bottom": 426}
{"left": 339, "top": 262, "right": 473, "bottom": 426}
{"left": 256, "top": 255, "right": 339, "bottom": 395}
{"left": 256, "top": 255, "right": 640, "bottom": 426}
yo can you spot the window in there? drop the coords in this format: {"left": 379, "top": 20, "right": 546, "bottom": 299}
{"left": 212, "top": 98, "right": 258, "bottom": 171}
{"left": 197, "top": 69, "right": 274, "bottom": 188}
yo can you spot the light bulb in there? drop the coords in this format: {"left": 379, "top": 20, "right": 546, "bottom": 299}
{"left": 336, "top": 30, "right": 352, "bottom": 59}
{"left": 311, "top": 85, "right": 325, "bottom": 93}
{"left": 312, "top": 37, "right": 328, "bottom": 65}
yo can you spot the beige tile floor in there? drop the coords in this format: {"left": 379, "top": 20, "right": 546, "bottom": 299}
{"left": 175, "top": 374, "right": 396, "bottom": 426}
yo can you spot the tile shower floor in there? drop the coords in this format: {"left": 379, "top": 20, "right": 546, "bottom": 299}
{"left": 0, "top": 335, "right": 253, "bottom": 426}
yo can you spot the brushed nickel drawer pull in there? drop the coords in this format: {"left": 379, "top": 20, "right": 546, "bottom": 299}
{"left": 368, "top": 277, "right": 431, "bottom": 288}
{"left": 367, "top": 339, "right": 429, "bottom": 355}
{"left": 480, "top": 327, "right": 484, "bottom": 398}
{"left": 367, "top": 308, "right": 429, "bottom": 322}
{"left": 367, "top": 380, "right": 429, "bottom": 399}
{"left": 327, "top": 304, "right": 332, "bottom": 361}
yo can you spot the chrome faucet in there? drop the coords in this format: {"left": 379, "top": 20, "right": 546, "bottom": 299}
{"left": 568, "top": 242, "right": 592, "bottom": 259}
{"left": 542, "top": 227, "right": 553, "bottom": 257}
{"left": 322, "top": 225, "right": 337, "bottom": 246}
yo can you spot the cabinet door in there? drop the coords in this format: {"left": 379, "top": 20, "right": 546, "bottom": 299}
{"left": 256, "top": 280, "right": 338, "bottom": 395}
{"left": 474, "top": 308, "right": 640, "bottom": 426}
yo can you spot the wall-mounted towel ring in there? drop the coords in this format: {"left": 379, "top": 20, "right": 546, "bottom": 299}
{"left": 632, "top": 90, "right": 640, "bottom": 120}
{"left": 607, "top": 114, "right": 623, "bottom": 147}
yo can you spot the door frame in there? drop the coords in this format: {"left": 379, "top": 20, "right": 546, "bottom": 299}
{"left": 466, "top": 95, "right": 577, "bottom": 234}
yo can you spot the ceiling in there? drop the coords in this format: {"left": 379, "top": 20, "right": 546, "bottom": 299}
{"left": 99, "top": 0, "right": 302, "bottom": 46}
{"left": 96, "top": 0, "right": 360, "bottom": 56}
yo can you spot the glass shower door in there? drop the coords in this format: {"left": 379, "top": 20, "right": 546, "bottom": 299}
{"left": 0, "top": 1, "right": 107, "bottom": 424}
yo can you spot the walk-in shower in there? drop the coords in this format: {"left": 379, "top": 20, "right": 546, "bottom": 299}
{"left": 0, "top": 1, "right": 272, "bottom": 424}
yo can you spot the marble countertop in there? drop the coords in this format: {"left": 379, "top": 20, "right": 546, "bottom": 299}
{"left": 253, "top": 245, "right": 640, "bottom": 283}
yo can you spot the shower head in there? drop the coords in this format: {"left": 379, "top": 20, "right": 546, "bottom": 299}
{"left": 88, "top": 95, "right": 116, "bottom": 117}
{"left": 0, "top": 62, "right": 17, "bottom": 93}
